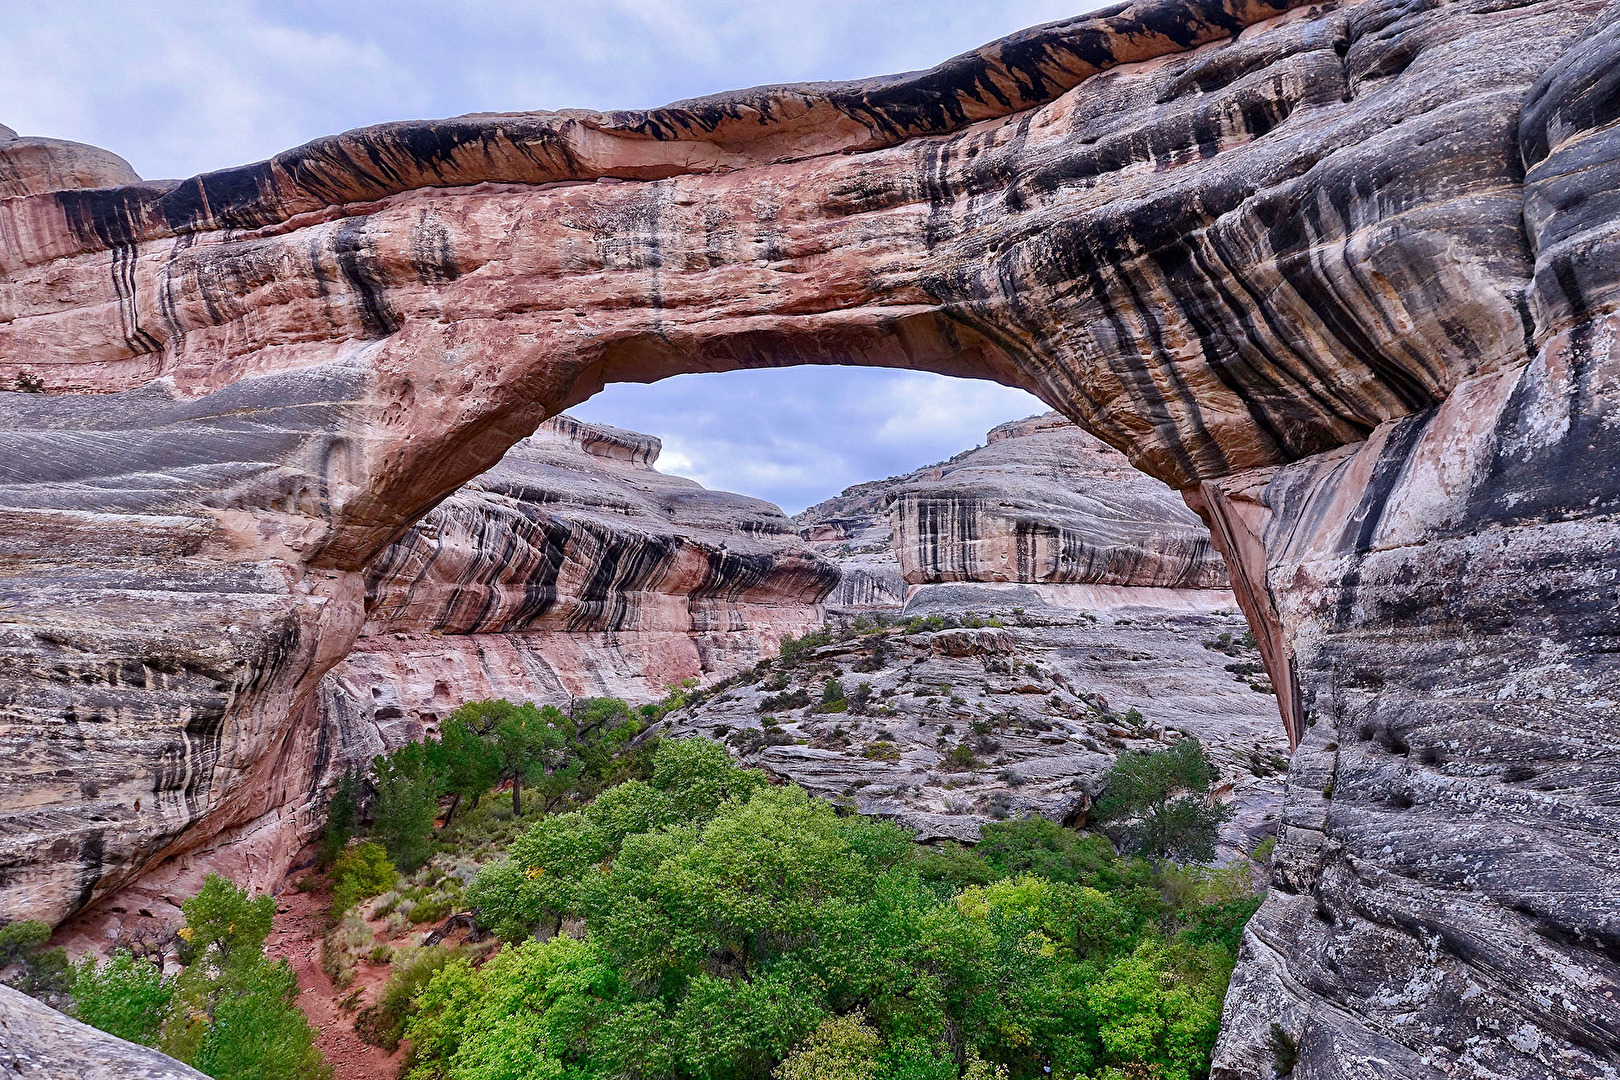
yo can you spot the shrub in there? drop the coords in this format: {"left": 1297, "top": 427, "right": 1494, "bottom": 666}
{"left": 1093, "top": 740, "right": 1234, "bottom": 864}
{"left": 322, "top": 912, "right": 373, "bottom": 989}
{"left": 332, "top": 842, "right": 398, "bottom": 915}
{"left": 68, "top": 875, "right": 328, "bottom": 1080}
{"left": 70, "top": 950, "right": 171, "bottom": 1045}
{"left": 355, "top": 944, "right": 457, "bottom": 1052}
{"left": 0, "top": 919, "right": 69, "bottom": 998}
{"left": 775, "top": 1012, "right": 881, "bottom": 1080}
{"left": 760, "top": 688, "right": 812, "bottom": 712}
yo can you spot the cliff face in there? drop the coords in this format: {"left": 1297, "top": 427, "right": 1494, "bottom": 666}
{"left": 0, "top": 983, "right": 206, "bottom": 1079}
{"left": 324, "top": 414, "right": 835, "bottom": 743}
{"left": 798, "top": 412, "right": 1228, "bottom": 612}
{"left": 4, "top": 0, "right": 1620, "bottom": 1073}
{"left": 891, "top": 413, "right": 1228, "bottom": 590}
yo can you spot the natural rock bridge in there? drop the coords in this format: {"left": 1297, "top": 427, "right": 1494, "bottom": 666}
{"left": 2, "top": 0, "right": 1618, "bottom": 1074}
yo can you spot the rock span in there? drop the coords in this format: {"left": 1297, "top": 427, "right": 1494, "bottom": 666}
{"left": 3, "top": 0, "right": 1620, "bottom": 1074}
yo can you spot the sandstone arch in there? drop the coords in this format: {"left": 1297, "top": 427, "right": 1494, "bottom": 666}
{"left": 3, "top": 0, "right": 1619, "bottom": 1075}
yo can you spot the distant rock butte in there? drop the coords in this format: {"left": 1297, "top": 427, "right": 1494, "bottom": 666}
{"left": 798, "top": 412, "right": 1229, "bottom": 614}
{"left": 3, "top": 0, "right": 1620, "bottom": 1074}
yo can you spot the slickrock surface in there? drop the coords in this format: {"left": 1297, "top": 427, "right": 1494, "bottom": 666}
{"left": 663, "top": 586, "right": 1286, "bottom": 851}
{"left": 0, "top": 982, "right": 206, "bottom": 1079}
{"left": 5, "top": 0, "right": 1620, "bottom": 1073}
{"left": 322, "top": 413, "right": 835, "bottom": 742}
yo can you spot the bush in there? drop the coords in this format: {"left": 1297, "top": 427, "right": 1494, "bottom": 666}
{"left": 355, "top": 944, "right": 457, "bottom": 1052}
{"left": 0, "top": 919, "right": 69, "bottom": 999}
{"left": 71, "top": 950, "right": 171, "bottom": 1045}
{"left": 70, "top": 874, "right": 327, "bottom": 1080}
{"left": 1093, "top": 740, "right": 1234, "bottom": 864}
{"left": 332, "top": 841, "right": 398, "bottom": 914}
{"left": 775, "top": 1012, "right": 881, "bottom": 1080}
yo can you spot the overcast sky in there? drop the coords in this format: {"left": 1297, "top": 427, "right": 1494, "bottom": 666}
{"left": 2, "top": 1, "right": 1090, "bottom": 512}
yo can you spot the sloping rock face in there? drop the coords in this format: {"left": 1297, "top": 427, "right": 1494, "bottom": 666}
{"left": 663, "top": 585, "right": 1286, "bottom": 851}
{"left": 5, "top": 0, "right": 1620, "bottom": 1074}
{"left": 0, "top": 982, "right": 206, "bottom": 1080}
{"left": 891, "top": 413, "right": 1228, "bottom": 589}
{"left": 713, "top": 413, "right": 1276, "bottom": 846}
{"left": 323, "top": 414, "right": 835, "bottom": 743}
{"left": 796, "top": 483, "right": 911, "bottom": 614}
{"left": 797, "top": 412, "right": 1228, "bottom": 612}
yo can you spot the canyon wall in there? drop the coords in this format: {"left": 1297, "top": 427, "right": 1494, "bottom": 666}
{"left": 3, "top": 0, "right": 1620, "bottom": 1073}
{"left": 323, "top": 413, "right": 834, "bottom": 746}
{"left": 798, "top": 411, "right": 1229, "bottom": 613}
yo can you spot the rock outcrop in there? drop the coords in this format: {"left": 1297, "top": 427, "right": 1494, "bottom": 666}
{"left": 663, "top": 586, "right": 1286, "bottom": 850}
{"left": 798, "top": 412, "right": 1228, "bottom": 613}
{"left": 4, "top": 0, "right": 1620, "bottom": 1073}
{"left": 717, "top": 413, "right": 1274, "bottom": 846}
{"left": 0, "top": 982, "right": 206, "bottom": 1080}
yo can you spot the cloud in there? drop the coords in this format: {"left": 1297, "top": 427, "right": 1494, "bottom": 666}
{"left": 4, "top": 0, "right": 1093, "bottom": 176}
{"left": 569, "top": 368, "right": 1046, "bottom": 514}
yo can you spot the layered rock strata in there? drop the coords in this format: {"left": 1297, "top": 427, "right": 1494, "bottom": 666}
{"left": 798, "top": 412, "right": 1228, "bottom": 613}
{"left": 323, "top": 413, "right": 835, "bottom": 743}
{"left": 3, "top": 0, "right": 1620, "bottom": 1073}
{"left": 0, "top": 982, "right": 206, "bottom": 1079}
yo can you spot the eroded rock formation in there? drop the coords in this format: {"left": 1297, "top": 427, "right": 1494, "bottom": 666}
{"left": 323, "top": 413, "right": 834, "bottom": 743}
{"left": 0, "top": 982, "right": 205, "bottom": 1079}
{"left": 4, "top": 0, "right": 1620, "bottom": 1073}
{"left": 799, "top": 412, "right": 1228, "bottom": 613}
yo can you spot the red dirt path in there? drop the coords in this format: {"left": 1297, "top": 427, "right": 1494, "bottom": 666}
{"left": 267, "top": 876, "right": 406, "bottom": 1080}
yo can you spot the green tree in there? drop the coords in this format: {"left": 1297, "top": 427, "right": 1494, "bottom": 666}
{"left": 429, "top": 713, "right": 502, "bottom": 827}
{"left": 71, "top": 950, "right": 172, "bottom": 1046}
{"left": 0, "top": 919, "right": 68, "bottom": 999}
{"left": 488, "top": 702, "right": 566, "bottom": 817}
{"left": 1092, "top": 740, "right": 1234, "bottom": 863}
{"left": 372, "top": 740, "right": 443, "bottom": 870}
{"left": 186, "top": 953, "right": 328, "bottom": 1080}
{"left": 317, "top": 767, "right": 362, "bottom": 867}
{"left": 102, "top": 874, "right": 333, "bottom": 1080}
{"left": 176, "top": 874, "right": 274, "bottom": 969}
{"left": 775, "top": 1013, "right": 881, "bottom": 1080}
{"left": 331, "top": 841, "right": 399, "bottom": 914}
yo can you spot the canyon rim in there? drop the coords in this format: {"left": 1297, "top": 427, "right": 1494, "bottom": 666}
{"left": 2, "top": 0, "right": 1620, "bottom": 1077}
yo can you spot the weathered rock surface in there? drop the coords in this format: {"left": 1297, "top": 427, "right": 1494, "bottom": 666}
{"left": 0, "top": 982, "right": 206, "bottom": 1079}
{"left": 890, "top": 413, "right": 1227, "bottom": 589}
{"left": 664, "top": 584, "right": 1286, "bottom": 850}
{"left": 765, "top": 412, "right": 1272, "bottom": 845}
{"left": 798, "top": 412, "right": 1228, "bottom": 612}
{"left": 4, "top": 0, "right": 1620, "bottom": 1073}
{"left": 323, "top": 413, "right": 835, "bottom": 742}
